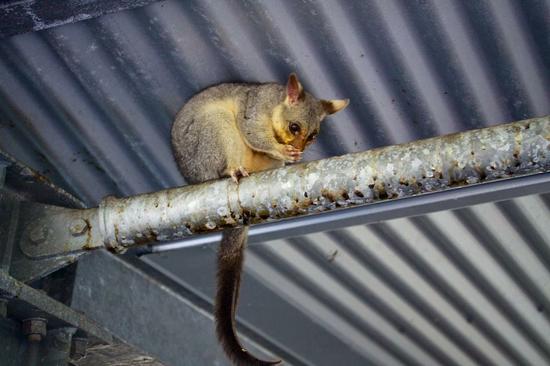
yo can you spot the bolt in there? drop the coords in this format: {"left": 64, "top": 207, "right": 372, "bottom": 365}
{"left": 22, "top": 317, "right": 47, "bottom": 342}
{"left": 29, "top": 226, "right": 47, "bottom": 245}
{"left": 69, "top": 218, "right": 89, "bottom": 236}
{"left": 70, "top": 336, "right": 88, "bottom": 360}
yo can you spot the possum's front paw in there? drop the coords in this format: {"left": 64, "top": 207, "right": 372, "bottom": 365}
{"left": 279, "top": 144, "right": 302, "bottom": 163}
{"left": 228, "top": 166, "right": 249, "bottom": 183}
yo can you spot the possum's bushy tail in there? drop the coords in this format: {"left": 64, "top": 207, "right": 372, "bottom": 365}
{"left": 215, "top": 227, "right": 281, "bottom": 366}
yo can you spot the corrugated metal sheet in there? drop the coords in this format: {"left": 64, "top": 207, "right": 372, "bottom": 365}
{"left": 0, "top": 0, "right": 549, "bottom": 365}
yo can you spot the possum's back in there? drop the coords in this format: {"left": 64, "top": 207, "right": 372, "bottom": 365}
{"left": 171, "top": 83, "right": 255, "bottom": 183}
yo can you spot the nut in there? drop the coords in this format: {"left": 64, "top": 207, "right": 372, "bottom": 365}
{"left": 22, "top": 318, "right": 47, "bottom": 342}
{"left": 69, "top": 219, "right": 89, "bottom": 236}
{"left": 29, "top": 226, "right": 47, "bottom": 244}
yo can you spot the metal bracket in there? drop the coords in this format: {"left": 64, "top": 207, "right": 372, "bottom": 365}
{"left": 18, "top": 203, "right": 103, "bottom": 259}
{"left": 0, "top": 151, "right": 94, "bottom": 283}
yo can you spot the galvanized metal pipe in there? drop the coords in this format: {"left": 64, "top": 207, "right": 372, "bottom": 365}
{"left": 17, "top": 116, "right": 550, "bottom": 258}
{"left": 145, "top": 172, "right": 550, "bottom": 253}
{"left": 96, "top": 116, "right": 549, "bottom": 253}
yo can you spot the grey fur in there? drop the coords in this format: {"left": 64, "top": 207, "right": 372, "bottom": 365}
{"left": 171, "top": 83, "right": 251, "bottom": 183}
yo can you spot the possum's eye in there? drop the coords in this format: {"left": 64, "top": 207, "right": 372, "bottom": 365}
{"left": 289, "top": 122, "right": 301, "bottom": 135}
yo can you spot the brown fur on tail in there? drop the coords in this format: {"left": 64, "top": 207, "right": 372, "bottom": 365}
{"left": 215, "top": 227, "right": 281, "bottom": 366}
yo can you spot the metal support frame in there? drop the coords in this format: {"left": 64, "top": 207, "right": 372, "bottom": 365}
{"left": 0, "top": 150, "right": 87, "bottom": 283}
{"left": 0, "top": 268, "right": 170, "bottom": 365}
{"left": 0, "top": 271, "right": 113, "bottom": 342}
{"left": 10, "top": 115, "right": 550, "bottom": 263}
{"left": 0, "top": 153, "right": 168, "bottom": 366}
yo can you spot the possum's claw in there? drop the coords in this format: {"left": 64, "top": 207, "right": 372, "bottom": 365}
{"left": 229, "top": 166, "right": 249, "bottom": 183}
{"left": 282, "top": 144, "right": 303, "bottom": 162}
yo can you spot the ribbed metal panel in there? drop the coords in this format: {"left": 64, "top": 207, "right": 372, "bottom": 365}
{"left": 1, "top": 0, "right": 549, "bottom": 365}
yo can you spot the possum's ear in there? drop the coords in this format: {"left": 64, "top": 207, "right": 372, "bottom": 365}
{"left": 285, "top": 73, "right": 304, "bottom": 105}
{"left": 321, "top": 99, "right": 349, "bottom": 115}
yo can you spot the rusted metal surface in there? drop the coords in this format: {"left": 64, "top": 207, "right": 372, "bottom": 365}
{"left": 97, "top": 116, "right": 549, "bottom": 252}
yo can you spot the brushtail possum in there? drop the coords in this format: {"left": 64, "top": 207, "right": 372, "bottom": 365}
{"left": 171, "top": 73, "right": 348, "bottom": 365}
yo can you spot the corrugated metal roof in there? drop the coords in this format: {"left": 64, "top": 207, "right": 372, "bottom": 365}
{"left": 1, "top": 0, "right": 549, "bottom": 365}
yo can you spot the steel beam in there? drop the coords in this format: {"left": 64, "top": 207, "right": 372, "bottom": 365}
{"left": 70, "top": 250, "right": 275, "bottom": 366}
{"left": 15, "top": 115, "right": 550, "bottom": 258}
{"left": 0, "top": 269, "right": 170, "bottom": 365}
